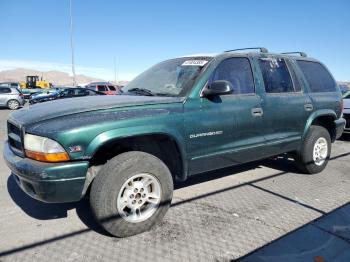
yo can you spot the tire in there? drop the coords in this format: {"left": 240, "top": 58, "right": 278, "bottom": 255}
{"left": 294, "top": 125, "right": 331, "bottom": 174}
{"left": 90, "top": 151, "right": 173, "bottom": 237}
{"left": 7, "top": 99, "right": 20, "bottom": 110}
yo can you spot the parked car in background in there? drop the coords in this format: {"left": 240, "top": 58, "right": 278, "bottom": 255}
{"left": 0, "top": 82, "right": 22, "bottom": 89}
{"left": 21, "top": 87, "right": 43, "bottom": 99}
{"left": 59, "top": 87, "right": 106, "bottom": 98}
{"left": 0, "top": 86, "right": 25, "bottom": 109}
{"left": 29, "top": 89, "right": 61, "bottom": 104}
{"left": 86, "top": 82, "right": 122, "bottom": 95}
{"left": 342, "top": 91, "right": 350, "bottom": 133}
{"left": 29, "top": 87, "right": 105, "bottom": 104}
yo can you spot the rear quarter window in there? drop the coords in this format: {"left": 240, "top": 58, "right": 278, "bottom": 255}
{"left": 297, "top": 60, "right": 336, "bottom": 92}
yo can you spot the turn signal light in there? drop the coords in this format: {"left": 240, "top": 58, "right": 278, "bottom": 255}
{"left": 25, "top": 150, "right": 70, "bottom": 162}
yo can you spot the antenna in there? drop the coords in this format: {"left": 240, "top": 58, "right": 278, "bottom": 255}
{"left": 281, "top": 52, "right": 307, "bottom": 57}
{"left": 225, "top": 47, "right": 268, "bottom": 53}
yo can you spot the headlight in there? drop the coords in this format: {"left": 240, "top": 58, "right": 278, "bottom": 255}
{"left": 24, "top": 134, "right": 70, "bottom": 162}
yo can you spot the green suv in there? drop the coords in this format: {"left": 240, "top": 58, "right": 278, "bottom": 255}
{"left": 4, "top": 47, "right": 345, "bottom": 237}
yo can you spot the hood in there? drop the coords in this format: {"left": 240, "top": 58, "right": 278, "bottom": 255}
{"left": 10, "top": 95, "right": 183, "bottom": 126}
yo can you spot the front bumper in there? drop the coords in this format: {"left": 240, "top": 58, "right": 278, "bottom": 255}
{"left": 3, "top": 141, "right": 89, "bottom": 203}
{"left": 334, "top": 117, "right": 346, "bottom": 139}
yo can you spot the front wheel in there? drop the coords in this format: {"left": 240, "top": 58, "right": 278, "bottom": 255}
{"left": 294, "top": 125, "right": 331, "bottom": 174}
{"left": 90, "top": 151, "right": 173, "bottom": 237}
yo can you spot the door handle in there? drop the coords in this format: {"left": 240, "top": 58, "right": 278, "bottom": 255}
{"left": 304, "top": 103, "right": 313, "bottom": 111}
{"left": 251, "top": 107, "right": 263, "bottom": 117}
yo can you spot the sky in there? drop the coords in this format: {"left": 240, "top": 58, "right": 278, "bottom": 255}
{"left": 0, "top": 0, "right": 349, "bottom": 81}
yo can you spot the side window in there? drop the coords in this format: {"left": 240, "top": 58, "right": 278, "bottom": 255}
{"left": 97, "top": 85, "right": 107, "bottom": 91}
{"left": 76, "top": 89, "right": 88, "bottom": 96}
{"left": 296, "top": 61, "right": 336, "bottom": 92}
{"left": 259, "top": 57, "right": 294, "bottom": 93}
{"left": 212, "top": 57, "right": 255, "bottom": 94}
{"left": 0, "top": 87, "right": 11, "bottom": 93}
{"left": 108, "top": 85, "right": 116, "bottom": 91}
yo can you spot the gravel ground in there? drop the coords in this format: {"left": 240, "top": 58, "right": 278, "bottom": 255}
{"left": 0, "top": 107, "right": 350, "bottom": 261}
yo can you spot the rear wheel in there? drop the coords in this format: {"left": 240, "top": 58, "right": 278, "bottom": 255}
{"left": 7, "top": 100, "right": 20, "bottom": 110}
{"left": 294, "top": 125, "right": 331, "bottom": 174}
{"left": 90, "top": 151, "right": 173, "bottom": 237}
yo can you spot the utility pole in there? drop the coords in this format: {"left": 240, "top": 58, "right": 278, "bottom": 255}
{"left": 69, "top": 0, "right": 76, "bottom": 86}
{"left": 114, "top": 57, "right": 117, "bottom": 84}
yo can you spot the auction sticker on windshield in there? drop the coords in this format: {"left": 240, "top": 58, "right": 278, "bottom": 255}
{"left": 182, "top": 60, "right": 208, "bottom": 66}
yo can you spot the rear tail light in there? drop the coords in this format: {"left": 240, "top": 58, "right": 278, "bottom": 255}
{"left": 19, "top": 93, "right": 24, "bottom": 97}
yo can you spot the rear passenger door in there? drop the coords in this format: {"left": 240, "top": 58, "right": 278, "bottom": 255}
{"left": 257, "top": 56, "right": 312, "bottom": 153}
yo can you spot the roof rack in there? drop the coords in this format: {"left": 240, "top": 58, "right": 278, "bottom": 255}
{"left": 224, "top": 47, "right": 269, "bottom": 53}
{"left": 281, "top": 52, "right": 307, "bottom": 57}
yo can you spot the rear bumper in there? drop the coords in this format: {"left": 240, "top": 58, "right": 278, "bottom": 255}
{"left": 334, "top": 117, "right": 346, "bottom": 139}
{"left": 3, "top": 141, "right": 89, "bottom": 203}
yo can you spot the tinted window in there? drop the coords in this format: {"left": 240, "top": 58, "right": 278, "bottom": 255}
{"left": 62, "top": 89, "right": 75, "bottom": 96}
{"left": 212, "top": 57, "right": 255, "bottom": 94}
{"left": 297, "top": 61, "right": 336, "bottom": 92}
{"left": 108, "top": 85, "right": 116, "bottom": 91}
{"left": 259, "top": 57, "right": 294, "bottom": 93}
{"left": 76, "top": 89, "right": 89, "bottom": 96}
{"left": 97, "top": 85, "right": 107, "bottom": 91}
{"left": 0, "top": 87, "right": 11, "bottom": 93}
{"left": 10, "top": 83, "right": 18, "bottom": 87}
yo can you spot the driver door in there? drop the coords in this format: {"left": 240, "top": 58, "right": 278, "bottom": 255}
{"left": 185, "top": 57, "right": 265, "bottom": 175}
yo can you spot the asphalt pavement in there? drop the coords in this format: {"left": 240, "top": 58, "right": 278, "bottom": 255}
{"left": 0, "top": 107, "right": 350, "bottom": 261}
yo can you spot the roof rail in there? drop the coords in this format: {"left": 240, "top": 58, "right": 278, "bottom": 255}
{"left": 281, "top": 52, "right": 307, "bottom": 57}
{"left": 224, "top": 47, "right": 269, "bottom": 53}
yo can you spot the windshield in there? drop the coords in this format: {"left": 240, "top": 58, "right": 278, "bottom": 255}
{"left": 125, "top": 57, "right": 212, "bottom": 96}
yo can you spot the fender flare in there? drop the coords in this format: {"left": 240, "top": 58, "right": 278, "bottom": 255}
{"left": 303, "top": 109, "right": 337, "bottom": 140}
{"left": 85, "top": 125, "right": 188, "bottom": 180}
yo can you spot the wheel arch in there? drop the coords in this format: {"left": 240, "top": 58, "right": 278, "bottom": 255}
{"left": 85, "top": 127, "right": 188, "bottom": 182}
{"left": 303, "top": 110, "right": 337, "bottom": 142}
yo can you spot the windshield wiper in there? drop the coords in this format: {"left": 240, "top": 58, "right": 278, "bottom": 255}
{"left": 154, "top": 92, "right": 176, "bottom": 97}
{"left": 128, "top": 88, "right": 155, "bottom": 96}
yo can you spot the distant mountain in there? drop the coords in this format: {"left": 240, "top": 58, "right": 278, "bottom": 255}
{"left": 0, "top": 68, "right": 105, "bottom": 86}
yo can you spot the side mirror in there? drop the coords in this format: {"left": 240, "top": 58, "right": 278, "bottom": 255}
{"left": 202, "top": 80, "right": 233, "bottom": 97}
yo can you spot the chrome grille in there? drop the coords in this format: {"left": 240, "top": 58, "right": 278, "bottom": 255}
{"left": 7, "top": 121, "right": 24, "bottom": 157}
